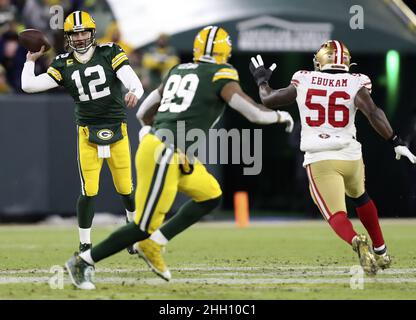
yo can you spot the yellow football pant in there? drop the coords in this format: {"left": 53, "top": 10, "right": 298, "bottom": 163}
{"left": 77, "top": 123, "right": 133, "bottom": 196}
{"left": 134, "top": 134, "right": 222, "bottom": 233}
{"left": 306, "top": 159, "right": 365, "bottom": 220}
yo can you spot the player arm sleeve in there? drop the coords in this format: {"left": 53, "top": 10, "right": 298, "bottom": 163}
{"left": 228, "top": 93, "right": 279, "bottom": 124}
{"left": 136, "top": 88, "right": 162, "bottom": 126}
{"left": 116, "top": 64, "right": 144, "bottom": 100}
{"left": 21, "top": 61, "right": 59, "bottom": 93}
{"left": 217, "top": 69, "right": 279, "bottom": 124}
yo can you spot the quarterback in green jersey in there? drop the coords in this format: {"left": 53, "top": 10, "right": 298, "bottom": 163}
{"left": 64, "top": 25, "right": 294, "bottom": 290}
{"left": 21, "top": 11, "right": 144, "bottom": 253}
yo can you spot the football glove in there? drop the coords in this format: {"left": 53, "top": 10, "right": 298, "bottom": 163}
{"left": 249, "top": 54, "right": 277, "bottom": 86}
{"left": 277, "top": 110, "right": 294, "bottom": 133}
{"left": 390, "top": 135, "right": 416, "bottom": 164}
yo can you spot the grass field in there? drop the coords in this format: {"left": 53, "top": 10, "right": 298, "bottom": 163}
{"left": 1, "top": 218, "right": 416, "bottom": 300}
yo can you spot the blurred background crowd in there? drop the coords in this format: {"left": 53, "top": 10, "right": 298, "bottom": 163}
{"left": 0, "top": 0, "right": 180, "bottom": 94}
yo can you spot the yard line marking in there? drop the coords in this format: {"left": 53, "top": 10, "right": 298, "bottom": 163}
{"left": 198, "top": 270, "right": 416, "bottom": 277}
{"left": 1, "top": 267, "right": 416, "bottom": 275}
{"left": 1, "top": 276, "right": 416, "bottom": 285}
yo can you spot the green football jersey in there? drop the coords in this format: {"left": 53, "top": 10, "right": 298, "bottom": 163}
{"left": 47, "top": 43, "right": 129, "bottom": 125}
{"left": 153, "top": 62, "right": 239, "bottom": 149}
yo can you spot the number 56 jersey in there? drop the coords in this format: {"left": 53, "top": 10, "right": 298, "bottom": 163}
{"left": 47, "top": 43, "right": 129, "bottom": 126}
{"left": 291, "top": 70, "right": 372, "bottom": 166}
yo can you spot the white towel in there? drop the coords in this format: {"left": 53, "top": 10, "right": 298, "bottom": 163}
{"left": 97, "top": 145, "right": 111, "bottom": 158}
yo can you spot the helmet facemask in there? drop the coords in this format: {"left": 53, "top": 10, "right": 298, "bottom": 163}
{"left": 65, "top": 29, "right": 96, "bottom": 54}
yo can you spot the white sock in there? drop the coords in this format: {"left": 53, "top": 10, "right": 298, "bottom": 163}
{"left": 79, "top": 228, "right": 91, "bottom": 244}
{"left": 133, "top": 242, "right": 139, "bottom": 252}
{"left": 150, "top": 230, "right": 168, "bottom": 245}
{"left": 79, "top": 250, "right": 95, "bottom": 265}
{"left": 126, "top": 210, "right": 136, "bottom": 223}
{"left": 374, "top": 244, "right": 386, "bottom": 253}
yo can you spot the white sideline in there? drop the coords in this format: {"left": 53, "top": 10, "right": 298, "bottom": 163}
{"left": 1, "top": 276, "right": 416, "bottom": 285}
{"left": 1, "top": 266, "right": 416, "bottom": 275}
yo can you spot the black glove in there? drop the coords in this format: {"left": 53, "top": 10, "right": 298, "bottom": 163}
{"left": 249, "top": 55, "right": 276, "bottom": 86}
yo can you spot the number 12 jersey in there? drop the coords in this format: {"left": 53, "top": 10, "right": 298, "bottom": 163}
{"left": 47, "top": 43, "right": 129, "bottom": 126}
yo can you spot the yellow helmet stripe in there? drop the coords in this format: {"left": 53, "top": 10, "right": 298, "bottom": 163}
{"left": 204, "top": 26, "right": 219, "bottom": 56}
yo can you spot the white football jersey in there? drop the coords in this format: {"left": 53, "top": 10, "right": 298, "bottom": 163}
{"left": 291, "top": 70, "right": 372, "bottom": 166}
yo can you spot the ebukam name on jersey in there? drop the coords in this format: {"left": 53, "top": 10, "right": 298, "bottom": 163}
{"left": 311, "top": 76, "right": 348, "bottom": 87}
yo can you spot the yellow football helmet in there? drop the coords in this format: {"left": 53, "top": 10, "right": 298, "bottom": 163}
{"left": 193, "top": 26, "right": 232, "bottom": 64}
{"left": 64, "top": 11, "right": 96, "bottom": 54}
{"left": 313, "top": 40, "right": 352, "bottom": 72}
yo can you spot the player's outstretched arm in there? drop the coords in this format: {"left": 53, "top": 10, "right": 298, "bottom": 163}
{"left": 355, "top": 87, "right": 416, "bottom": 163}
{"left": 116, "top": 65, "right": 144, "bottom": 108}
{"left": 220, "top": 81, "right": 294, "bottom": 132}
{"left": 21, "top": 46, "right": 59, "bottom": 93}
{"left": 249, "top": 54, "right": 297, "bottom": 109}
{"left": 259, "top": 84, "right": 297, "bottom": 109}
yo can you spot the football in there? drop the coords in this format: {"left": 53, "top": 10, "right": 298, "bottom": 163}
{"left": 18, "top": 29, "right": 51, "bottom": 53}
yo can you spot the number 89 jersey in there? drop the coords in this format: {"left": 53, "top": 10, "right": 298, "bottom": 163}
{"left": 153, "top": 62, "right": 239, "bottom": 149}
{"left": 291, "top": 70, "right": 372, "bottom": 166}
{"left": 47, "top": 43, "right": 129, "bottom": 125}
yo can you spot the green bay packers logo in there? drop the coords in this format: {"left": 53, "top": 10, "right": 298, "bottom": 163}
{"left": 97, "top": 129, "right": 114, "bottom": 140}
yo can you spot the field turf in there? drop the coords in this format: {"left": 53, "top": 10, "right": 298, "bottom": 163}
{"left": 0, "top": 219, "right": 416, "bottom": 300}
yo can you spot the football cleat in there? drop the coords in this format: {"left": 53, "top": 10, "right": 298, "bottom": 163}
{"left": 65, "top": 253, "right": 96, "bottom": 290}
{"left": 352, "top": 234, "right": 378, "bottom": 276}
{"left": 137, "top": 239, "right": 171, "bottom": 281}
{"left": 79, "top": 242, "right": 92, "bottom": 253}
{"left": 374, "top": 252, "right": 392, "bottom": 270}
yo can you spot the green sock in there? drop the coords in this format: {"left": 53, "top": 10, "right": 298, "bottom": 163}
{"left": 91, "top": 223, "right": 149, "bottom": 263}
{"left": 160, "top": 196, "right": 221, "bottom": 240}
{"left": 120, "top": 192, "right": 135, "bottom": 212}
{"left": 77, "top": 195, "right": 95, "bottom": 229}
